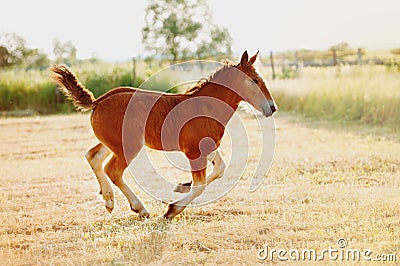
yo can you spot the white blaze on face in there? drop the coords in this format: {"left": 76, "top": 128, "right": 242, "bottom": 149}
{"left": 243, "top": 78, "right": 271, "bottom": 116}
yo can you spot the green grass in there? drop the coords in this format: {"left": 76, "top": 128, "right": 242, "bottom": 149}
{"left": 1, "top": 62, "right": 399, "bottom": 130}
{"left": 269, "top": 65, "right": 400, "bottom": 129}
{"left": 0, "top": 60, "right": 184, "bottom": 115}
{"left": 0, "top": 64, "right": 145, "bottom": 115}
{"left": 0, "top": 70, "right": 59, "bottom": 114}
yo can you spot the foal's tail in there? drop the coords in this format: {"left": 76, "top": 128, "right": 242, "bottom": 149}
{"left": 51, "top": 64, "right": 95, "bottom": 111}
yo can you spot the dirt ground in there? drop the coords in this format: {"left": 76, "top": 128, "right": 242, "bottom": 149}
{"left": 0, "top": 112, "right": 399, "bottom": 265}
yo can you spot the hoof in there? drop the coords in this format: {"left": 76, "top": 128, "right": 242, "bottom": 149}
{"left": 163, "top": 203, "right": 182, "bottom": 220}
{"left": 173, "top": 181, "right": 191, "bottom": 193}
{"left": 105, "top": 199, "right": 114, "bottom": 213}
{"left": 138, "top": 210, "right": 150, "bottom": 219}
{"left": 161, "top": 214, "right": 174, "bottom": 221}
{"left": 139, "top": 212, "right": 150, "bottom": 219}
{"left": 131, "top": 205, "right": 150, "bottom": 219}
{"left": 106, "top": 206, "right": 113, "bottom": 213}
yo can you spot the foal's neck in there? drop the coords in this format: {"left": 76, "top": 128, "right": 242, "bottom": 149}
{"left": 192, "top": 81, "right": 242, "bottom": 111}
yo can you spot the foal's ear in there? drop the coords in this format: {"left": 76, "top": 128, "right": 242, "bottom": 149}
{"left": 248, "top": 50, "right": 259, "bottom": 65}
{"left": 240, "top": 51, "right": 249, "bottom": 66}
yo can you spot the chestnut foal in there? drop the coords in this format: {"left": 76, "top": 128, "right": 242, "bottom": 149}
{"left": 51, "top": 51, "right": 276, "bottom": 219}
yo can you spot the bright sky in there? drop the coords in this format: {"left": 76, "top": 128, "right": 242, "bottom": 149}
{"left": 1, "top": 0, "right": 399, "bottom": 61}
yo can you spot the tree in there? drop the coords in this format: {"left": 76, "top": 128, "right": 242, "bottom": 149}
{"left": 0, "top": 33, "right": 27, "bottom": 67}
{"left": 329, "top": 42, "right": 357, "bottom": 58}
{"left": 391, "top": 48, "right": 400, "bottom": 56}
{"left": 53, "top": 38, "right": 77, "bottom": 65}
{"left": 329, "top": 42, "right": 350, "bottom": 52}
{"left": 24, "top": 48, "right": 50, "bottom": 69}
{"left": 0, "top": 33, "right": 50, "bottom": 68}
{"left": 142, "top": 0, "right": 232, "bottom": 62}
{"left": 0, "top": 45, "right": 13, "bottom": 67}
{"left": 196, "top": 27, "right": 232, "bottom": 59}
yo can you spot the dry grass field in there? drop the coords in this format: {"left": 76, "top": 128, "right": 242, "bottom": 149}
{"left": 0, "top": 112, "right": 399, "bottom": 265}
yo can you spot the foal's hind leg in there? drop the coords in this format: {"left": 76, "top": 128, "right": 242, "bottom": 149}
{"left": 85, "top": 143, "right": 114, "bottom": 212}
{"left": 104, "top": 154, "right": 150, "bottom": 218}
{"left": 174, "top": 150, "right": 225, "bottom": 193}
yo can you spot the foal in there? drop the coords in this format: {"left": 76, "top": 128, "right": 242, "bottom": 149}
{"left": 51, "top": 51, "right": 277, "bottom": 219}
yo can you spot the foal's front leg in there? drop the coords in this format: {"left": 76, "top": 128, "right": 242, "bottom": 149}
{"left": 174, "top": 150, "right": 225, "bottom": 193}
{"left": 205, "top": 150, "right": 226, "bottom": 184}
{"left": 164, "top": 164, "right": 207, "bottom": 219}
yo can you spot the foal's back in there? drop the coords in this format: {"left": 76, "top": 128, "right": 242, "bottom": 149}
{"left": 91, "top": 87, "right": 190, "bottom": 155}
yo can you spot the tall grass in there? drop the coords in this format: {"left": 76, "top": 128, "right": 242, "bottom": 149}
{"left": 1, "top": 62, "right": 399, "bottom": 129}
{"left": 0, "top": 64, "right": 145, "bottom": 115}
{"left": 0, "top": 70, "right": 59, "bottom": 114}
{"left": 269, "top": 65, "right": 400, "bottom": 129}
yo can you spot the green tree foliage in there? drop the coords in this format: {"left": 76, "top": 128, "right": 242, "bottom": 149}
{"left": 25, "top": 49, "right": 51, "bottom": 68}
{"left": 0, "top": 33, "right": 50, "bottom": 68}
{"left": 0, "top": 33, "right": 28, "bottom": 67}
{"left": 329, "top": 42, "right": 358, "bottom": 57}
{"left": 0, "top": 45, "right": 13, "bottom": 67}
{"left": 196, "top": 27, "right": 232, "bottom": 59}
{"left": 142, "top": 0, "right": 232, "bottom": 62}
{"left": 53, "top": 38, "right": 77, "bottom": 65}
{"left": 329, "top": 42, "right": 351, "bottom": 52}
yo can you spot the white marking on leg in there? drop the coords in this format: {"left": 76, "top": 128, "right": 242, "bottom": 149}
{"left": 85, "top": 144, "right": 114, "bottom": 212}
{"left": 114, "top": 179, "right": 150, "bottom": 218}
{"left": 164, "top": 166, "right": 207, "bottom": 218}
{"left": 173, "top": 151, "right": 225, "bottom": 194}
{"left": 206, "top": 150, "right": 226, "bottom": 184}
{"left": 165, "top": 184, "right": 206, "bottom": 218}
{"left": 177, "top": 184, "right": 206, "bottom": 206}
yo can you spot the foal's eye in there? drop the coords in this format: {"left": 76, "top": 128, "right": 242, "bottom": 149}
{"left": 252, "top": 79, "right": 258, "bottom": 84}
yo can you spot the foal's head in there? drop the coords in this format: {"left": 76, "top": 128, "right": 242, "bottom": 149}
{"left": 233, "top": 51, "right": 277, "bottom": 117}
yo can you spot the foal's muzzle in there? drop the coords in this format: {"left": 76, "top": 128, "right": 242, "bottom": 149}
{"left": 270, "top": 104, "right": 277, "bottom": 113}
{"left": 261, "top": 100, "right": 277, "bottom": 117}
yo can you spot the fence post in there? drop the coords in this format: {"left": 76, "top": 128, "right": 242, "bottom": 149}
{"left": 270, "top": 51, "right": 276, "bottom": 80}
{"left": 132, "top": 57, "right": 137, "bottom": 86}
{"left": 332, "top": 49, "right": 337, "bottom": 66}
{"left": 357, "top": 48, "right": 363, "bottom": 65}
{"left": 294, "top": 51, "right": 299, "bottom": 71}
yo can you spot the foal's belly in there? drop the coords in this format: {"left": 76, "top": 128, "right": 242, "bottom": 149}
{"left": 144, "top": 116, "right": 225, "bottom": 155}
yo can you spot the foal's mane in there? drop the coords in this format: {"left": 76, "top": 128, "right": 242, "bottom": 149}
{"left": 184, "top": 59, "right": 237, "bottom": 95}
